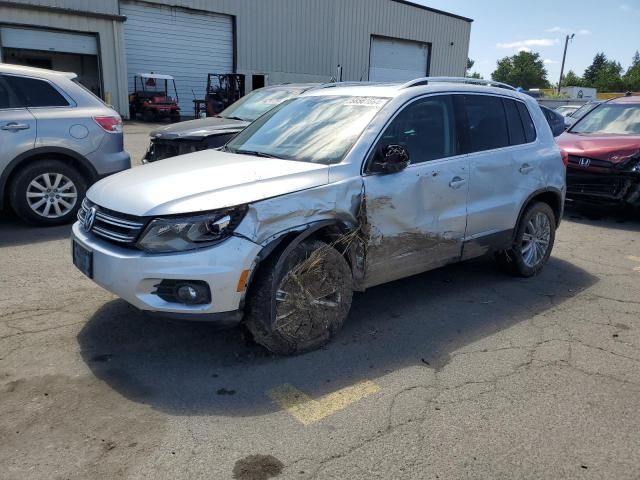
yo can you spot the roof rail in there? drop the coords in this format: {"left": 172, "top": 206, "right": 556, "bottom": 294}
{"left": 401, "top": 77, "right": 517, "bottom": 91}
{"left": 315, "top": 81, "right": 382, "bottom": 89}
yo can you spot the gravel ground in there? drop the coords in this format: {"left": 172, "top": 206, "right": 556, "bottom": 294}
{"left": 0, "top": 123, "right": 639, "bottom": 479}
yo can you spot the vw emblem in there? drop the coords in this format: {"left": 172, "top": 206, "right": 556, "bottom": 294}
{"left": 84, "top": 206, "right": 97, "bottom": 231}
{"left": 578, "top": 158, "right": 591, "bottom": 167}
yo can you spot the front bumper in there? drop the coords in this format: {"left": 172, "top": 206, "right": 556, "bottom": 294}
{"left": 71, "top": 222, "right": 262, "bottom": 320}
{"left": 566, "top": 168, "right": 640, "bottom": 206}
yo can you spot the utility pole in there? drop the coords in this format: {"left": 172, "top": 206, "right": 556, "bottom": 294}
{"left": 557, "top": 33, "right": 575, "bottom": 94}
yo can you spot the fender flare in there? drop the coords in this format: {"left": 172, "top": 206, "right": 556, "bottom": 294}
{"left": 0, "top": 147, "right": 97, "bottom": 209}
{"left": 512, "top": 187, "right": 564, "bottom": 241}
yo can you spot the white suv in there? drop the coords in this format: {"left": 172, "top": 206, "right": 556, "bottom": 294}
{"left": 72, "top": 78, "right": 566, "bottom": 355}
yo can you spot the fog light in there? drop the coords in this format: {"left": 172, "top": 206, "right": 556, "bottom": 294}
{"left": 177, "top": 285, "right": 200, "bottom": 303}
{"left": 153, "top": 279, "right": 211, "bottom": 305}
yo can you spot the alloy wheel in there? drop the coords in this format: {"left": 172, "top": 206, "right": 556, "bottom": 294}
{"left": 521, "top": 212, "right": 551, "bottom": 268}
{"left": 26, "top": 173, "right": 78, "bottom": 219}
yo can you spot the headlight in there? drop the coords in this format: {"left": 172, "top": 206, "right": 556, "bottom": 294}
{"left": 137, "top": 206, "right": 247, "bottom": 253}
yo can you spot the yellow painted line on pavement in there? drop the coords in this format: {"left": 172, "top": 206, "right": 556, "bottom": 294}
{"left": 268, "top": 380, "right": 381, "bottom": 425}
{"left": 627, "top": 256, "right": 640, "bottom": 271}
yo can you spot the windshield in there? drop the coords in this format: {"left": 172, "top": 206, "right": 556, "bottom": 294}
{"left": 220, "top": 87, "right": 308, "bottom": 122}
{"left": 226, "top": 95, "right": 388, "bottom": 165}
{"left": 570, "top": 104, "right": 640, "bottom": 135}
{"left": 570, "top": 102, "right": 599, "bottom": 119}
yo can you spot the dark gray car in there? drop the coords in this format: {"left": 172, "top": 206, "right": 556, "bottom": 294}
{"left": 143, "top": 83, "right": 318, "bottom": 162}
{"left": 0, "top": 64, "right": 130, "bottom": 225}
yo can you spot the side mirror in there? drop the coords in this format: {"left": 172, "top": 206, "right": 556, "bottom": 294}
{"left": 371, "top": 144, "right": 411, "bottom": 174}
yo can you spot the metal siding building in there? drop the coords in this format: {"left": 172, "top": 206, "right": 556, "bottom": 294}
{"left": 0, "top": 0, "right": 472, "bottom": 117}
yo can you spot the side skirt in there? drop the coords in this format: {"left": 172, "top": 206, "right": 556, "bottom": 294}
{"left": 461, "top": 229, "right": 514, "bottom": 261}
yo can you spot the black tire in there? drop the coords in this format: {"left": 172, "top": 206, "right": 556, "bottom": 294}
{"left": 244, "top": 239, "right": 353, "bottom": 355}
{"left": 129, "top": 105, "right": 137, "bottom": 120}
{"left": 170, "top": 114, "right": 181, "bottom": 123}
{"left": 9, "top": 160, "right": 87, "bottom": 226}
{"left": 142, "top": 109, "right": 154, "bottom": 122}
{"left": 495, "top": 202, "right": 556, "bottom": 277}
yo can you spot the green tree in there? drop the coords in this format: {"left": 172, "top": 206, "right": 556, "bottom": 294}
{"left": 583, "top": 52, "right": 608, "bottom": 86}
{"left": 491, "top": 51, "right": 549, "bottom": 89}
{"left": 623, "top": 51, "right": 640, "bottom": 91}
{"left": 468, "top": 72, "right": 483, "bottom": 79}
{"left": 595, "top": 61, "right": 624, "bottom": 92}
{"left": 582, "top": 53, "right": 624, "bottom": 92}
{"left": 466, "top": 57, "right": 475, "bottom": 71}
{"left": 562, "top": 70, "right": 582, "bottom": 87}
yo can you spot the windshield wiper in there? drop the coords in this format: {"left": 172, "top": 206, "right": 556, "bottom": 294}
{"left": 220, "top": 115, "right": 247, "bottom": 121}
{"left": 233, "top": 149, "right": 284, "bottom": 159}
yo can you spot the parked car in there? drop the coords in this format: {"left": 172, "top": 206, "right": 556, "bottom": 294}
{"left": 563, "top": 100, "right": 603, "bottom": 128}
{"left": 554, "top": 105, "right": 581, "bottom": 117}
{"left": 143, "top": 83, "right": 318, "bottom": 162}
{"left": 557, "top": 95, "right": 640, "bottom": 207}
{"left": 72, "top": 78, "right": 564, "bottom": 355}
{"left": 539, "top": 105, "right": 566, "bottom": 136}
{"left": 0, "top": 63, "right": 130, "bottom": 225}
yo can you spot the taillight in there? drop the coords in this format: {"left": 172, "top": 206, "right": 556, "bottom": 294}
{"left": 560, "top": 149, "right": 569, "bottom": 167}
{"left": 94, "top": 115, "right": 122, "bottom": 133}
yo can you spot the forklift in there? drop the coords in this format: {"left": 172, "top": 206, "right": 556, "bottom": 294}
{"left": 129, "top": 73, "right": 181, "bottom": 122}
{"left": 203, "top": 73, "right": 245, "bottom": 117}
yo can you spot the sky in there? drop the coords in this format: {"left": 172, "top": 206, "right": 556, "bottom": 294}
{"left": 413, "top": 0, "right": 640, "bottom": 84}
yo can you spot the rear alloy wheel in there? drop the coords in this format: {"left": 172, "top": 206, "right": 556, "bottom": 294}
{"left": 245, "top": 239, "right": 353, "bottom": 355}
{"left": 496, "top": 202, "right": 556, "bottom": 277}
{"left": 9, "top": 160, "right": 86, "bottom": 226}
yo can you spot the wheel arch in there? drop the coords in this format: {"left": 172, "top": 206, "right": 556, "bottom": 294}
{"left": 1, "top": 147, "right": 98, "bottom": 210}
{"left": 241, "top": 219, "right": 361, "bottom": 309}
{"left": 513, "top": 187, "right": 564, "bottom": 241}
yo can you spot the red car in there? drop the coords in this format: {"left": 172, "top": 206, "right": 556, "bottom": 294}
{"left": 556, "top": 95, "right": 640, "bottom": 206}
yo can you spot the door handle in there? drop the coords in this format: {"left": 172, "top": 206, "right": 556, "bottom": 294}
{"left": 519, "top": 163, "right": 534, "bottom": 174}
{"left": 1, "top": 122, "right": 30, "bottom": 131}
{"left": 449, "top": 176, "right": 467, "bottom": 189}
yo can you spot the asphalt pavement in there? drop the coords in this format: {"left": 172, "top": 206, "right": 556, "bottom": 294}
{"left": 0, "top": 123, "right": 639, "bottom": 480}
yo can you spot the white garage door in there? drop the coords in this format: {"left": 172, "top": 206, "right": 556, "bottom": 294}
{"left": 121, "top": 1, "right": 233, "bottom": 117}
{"left": 0, "top": 27, "right": 98, "bottom": 55}
{"left": 369, "top": 36, "right": 429, "bottom": 83}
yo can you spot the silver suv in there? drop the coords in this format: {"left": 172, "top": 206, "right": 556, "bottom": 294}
{"left": 72, "top": 78, "right": 566, "bottom": 355}
{"left": 0, "top": 64, "right": 130, "bottom": 225}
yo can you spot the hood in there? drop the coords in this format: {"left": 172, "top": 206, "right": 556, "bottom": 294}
{"left": 556, "top": 132, "right": 640, "bottom": 163}
{"left": 87, "top": 150, "right": 329, "bottom": 217}
{"left": 150, "top": 116, "right": 249, "bottom": 140}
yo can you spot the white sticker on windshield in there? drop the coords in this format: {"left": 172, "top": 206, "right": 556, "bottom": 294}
{"left": 343, "top": 97, "right": 387, "bottom": 106}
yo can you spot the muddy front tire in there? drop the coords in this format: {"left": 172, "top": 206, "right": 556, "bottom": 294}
{"left": 244, "top": 239, "right": 353, "bottom": 355}
{"left": 496, "top": 202, "right": 556, "bottom": 277}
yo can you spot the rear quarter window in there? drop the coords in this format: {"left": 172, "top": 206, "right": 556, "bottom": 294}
{"left": 4, "top": 75, "right": 70, "bottom": 108}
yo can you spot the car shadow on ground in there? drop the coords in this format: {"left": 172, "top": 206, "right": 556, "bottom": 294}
{"left": 77, "top": 256, "right": 597, "bottom": 417}
{"left": 0, "top": 213, "right": 71, "bottom": 247}
{"left": 564, "top": 203, "right": 640, "bottom": 232}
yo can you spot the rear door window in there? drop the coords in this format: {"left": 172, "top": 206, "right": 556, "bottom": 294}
{"left": 503, "top": 99, "right": 526, "bottom": 145}
{"left": 463, "top": 95, "right": 510, "bottom": 152}
{"left": 3, "top": 75, "right": 70, "bottom": 108}
{"left": 516, "top": 102, "right": 537, "bottom": 142}
{"left": 0, "top": 74, "right": 22, "bottom": 109}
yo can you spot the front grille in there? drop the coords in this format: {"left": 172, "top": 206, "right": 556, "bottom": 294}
{"left": 566, "top": 171, "right": 627, "bottom": 199}
{"left": 78, "top": 198, "right": 146, "bottom": 247}
{"left": 568, "top": 155, "right": 613, "bottom": 170}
